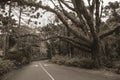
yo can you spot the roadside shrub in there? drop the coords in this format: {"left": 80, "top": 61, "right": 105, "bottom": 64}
{"left": 115, "top": 66, "right": 120, "bottom": 74}
{"left": 103, "top": 60, "right": 114, "bottom": 68}
{"left": 65, "top": 57, "right": 80, "bottom": 67}
{"left": 0, "top": 59, "right": 16, "bottom": 76}
{"left": 112, "top": 61, "right": 120, "bottom": 74}
{"left": 51, "top": 55, "right": 67, "bottom": 65}
{"left": 51, "top": 55, "right": 95, "bottom": 69}
{"left": 79, "top": 58, "right": 95, "bottom": 69}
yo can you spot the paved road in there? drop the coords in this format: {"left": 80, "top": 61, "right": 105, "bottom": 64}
{"left": 3, "top": 60, "right": 120, "bottom": 80}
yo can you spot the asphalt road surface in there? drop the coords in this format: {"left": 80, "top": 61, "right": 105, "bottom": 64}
{"left": 2, "top": 60, "right": 120, "bottom": 80}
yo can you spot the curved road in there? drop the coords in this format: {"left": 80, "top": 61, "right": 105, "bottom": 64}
{"left": 2, "top": 60, "right": 120, "bottom": 80}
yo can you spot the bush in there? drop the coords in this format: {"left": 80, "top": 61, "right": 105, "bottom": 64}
{"left": 65, "top": 57, "right": 80, "bottom": 66}
{"left": 112, "top": 61, "right": 120, "bottom": 74}
{"left": 51, "top": 55, "right": 95, "bottom": 69}
{"left": 79, "top": 58, "right": 95, "bottom": 69}
{"left": 51, "top": 55, "right": 67, "bottom": 65}
{"left": 115, "top": 66, "right": 120, "bottom": 74}
{"left": 65, "top": 57, "right": 95, "bottom": 69}
{"left": 0, "top": 59, "right": 16, "bottom": 76}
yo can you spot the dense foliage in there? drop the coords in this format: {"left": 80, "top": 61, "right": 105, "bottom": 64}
{"left": 0, "top": 58, "right": 16, "bottom": 77}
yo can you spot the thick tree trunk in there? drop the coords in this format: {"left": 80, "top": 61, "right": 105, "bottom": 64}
{"left": 91, "top": 38, "right": 101, "bottom": 68}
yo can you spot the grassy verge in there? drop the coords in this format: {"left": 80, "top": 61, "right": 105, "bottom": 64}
{"left": 51, "top": 55, "right": 120, "bottom": 74}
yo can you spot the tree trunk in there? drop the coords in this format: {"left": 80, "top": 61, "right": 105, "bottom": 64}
{"left": 3, "top": 33, "right": 7, "bottom": 56}
{"left": 91, "top": 38, "right": 101, "bottom": 68}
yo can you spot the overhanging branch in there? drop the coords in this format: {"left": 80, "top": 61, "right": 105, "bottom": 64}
{"left": 42, "top": 35, "right": 91, "bottom": 52}
{"left": 99, "top": 25, "right": 120, "bottom": 39}
{"left": 22, "top": 0, "right": 91, "bottom": 44}
{"left": 58, "top": 0, "right": 87, "bottom": 34}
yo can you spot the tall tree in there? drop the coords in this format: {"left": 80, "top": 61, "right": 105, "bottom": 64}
{"left": 19, "top": 0, "right": 120, "bottom": 67}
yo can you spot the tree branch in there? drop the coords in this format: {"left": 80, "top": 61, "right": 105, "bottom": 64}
{"left": 95, "top": 0, "right": 101, "bottom": 33}
{"left": 99, "top": 24, "right": 120, "bottom": 39}
{"left": 72, "top": 0, "right": 99, "bottom": 43}
{"left": 22, "top": 0, "right": 91, "bottom": 44}
{"left": 59, "top": 0, "right": 75, "bottom": 11}
{"left": 58, "top": 0, "right": 87, "bottom": 34}
{"left": 16, "top": 34, "right": 39, "bottom": 38}
{"left": 50, "top": 0, "right": 61, "bottom": 11}
{"left": 42, "top": 35, "right": 91, "bottom": 52}
{"left": 16, "top": 33, "right": 92, "bottom": 52}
